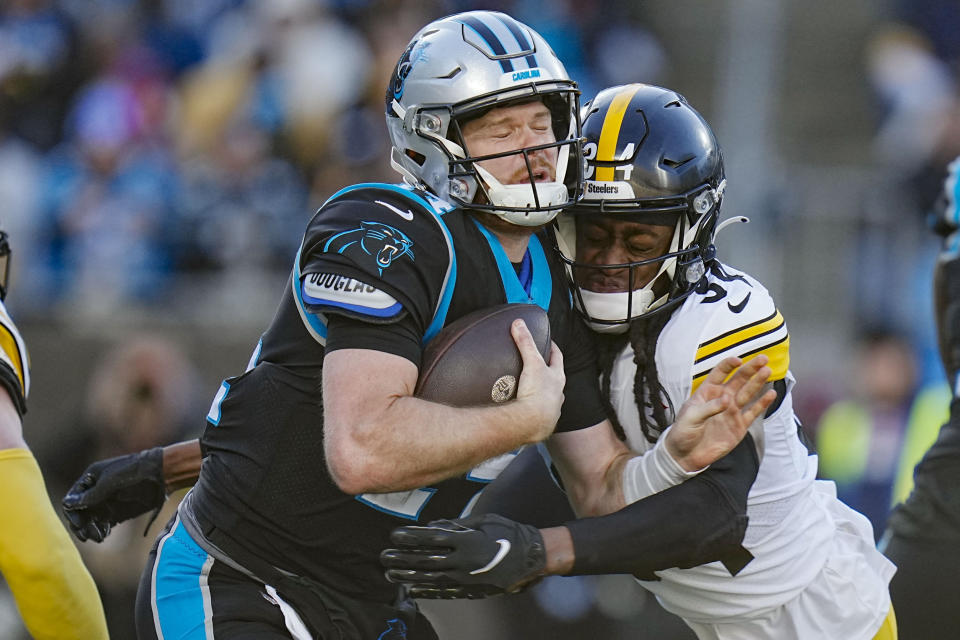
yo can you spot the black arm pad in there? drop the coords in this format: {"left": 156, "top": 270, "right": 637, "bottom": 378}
{"left": 566, "top": 433, "right": 759, "bottom": 579}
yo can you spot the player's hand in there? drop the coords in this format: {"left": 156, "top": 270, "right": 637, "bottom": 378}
{"left": 381, "top": 513, "right": 547, "bottom": 599}
{"left": 930, "top": 157, "right": 960, "bottom": 238}
{"left": 666, "top": 355, "right": 777, "bottom": 472}
{"left": 61, "top": 447, "right": 166, "bottom": 542}
{"left": 512, "top": 319, "right": 565, "bottom": 442}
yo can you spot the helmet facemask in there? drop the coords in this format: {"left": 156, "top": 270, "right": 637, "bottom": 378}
{"left": 555, "top": 182, "right": 721, "bottom": 333}
{"left": 551, "top": 83, "right": 726, "bottom": 331}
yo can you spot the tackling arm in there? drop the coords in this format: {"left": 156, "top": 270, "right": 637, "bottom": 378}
{"left": 558, "top": 433, "right": 758, "bottom": 578}
{"left": 381, "top": 434, "right": 759, "bottom": 597}
{"left": 381, "top": 357, "right": 772, "bottom": 596}
{"left": 549, "top": 355, "right": 774, "bottom": 518}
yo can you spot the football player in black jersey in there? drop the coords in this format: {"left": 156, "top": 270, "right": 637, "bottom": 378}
{"left": 879, "top": 156, "right": 960, "bottom": 639}
{"left": 62, "top": 12, "right": 774, "bottom": 639}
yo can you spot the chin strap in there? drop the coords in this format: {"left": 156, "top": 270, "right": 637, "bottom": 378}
{"left": 471, "top": 157, "right": 569, "bottom": 227}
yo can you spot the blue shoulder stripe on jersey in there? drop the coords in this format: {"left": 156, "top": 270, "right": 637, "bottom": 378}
{"left": 153, "top": 518, "right": 211, "bottom": 639}
{"left": 471, "top": 218, "right": 552, "bottom": 310}
{"left": 293, "top": 246, "right": 329, "bottom": 343}
{"left": 422, "top": 209, "right": 457, "bottom": 344}
{"left": 494, "top": 13, "right": 538, "bottom": 69}
{"left": 301, "top": 288, "right": 403, "bottom": 318}
{"left": 457, "top": 15, "right": 513, "bottom": 73}
{"left": 316, "top": 183, "right": 457, "bottom": 344}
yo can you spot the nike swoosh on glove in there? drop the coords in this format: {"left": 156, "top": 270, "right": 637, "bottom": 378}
{"left": 380, "top": 513, "right": 546, "bottom": 599}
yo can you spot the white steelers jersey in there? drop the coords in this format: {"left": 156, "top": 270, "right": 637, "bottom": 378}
{"left": 607, "top": 262, "right": 895, "bottom": 634}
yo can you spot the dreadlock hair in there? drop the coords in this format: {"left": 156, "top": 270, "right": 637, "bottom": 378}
{"left": 595, "top": 307, "right": 678, "bottom": 444}
{"left": 595, "top": 332, "right": 630, "bottom": 440}
{"left": 628, "top": 309, "right": 676, "bottom": 444}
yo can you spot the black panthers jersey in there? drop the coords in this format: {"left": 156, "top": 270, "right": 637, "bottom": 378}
{"left": 191, "top": 183, "right": 605, "bottom": 602}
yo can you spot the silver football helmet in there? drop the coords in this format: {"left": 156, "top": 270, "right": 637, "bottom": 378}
{"left": 385, "top": 11, "right": 583, "bottom": 226}
{"left": 555, "top": 83, "right": 726, "bottom": 332}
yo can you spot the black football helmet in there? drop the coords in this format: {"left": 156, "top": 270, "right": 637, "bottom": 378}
{"left": 554, "top": 83, "right": 726, "bottom": 332}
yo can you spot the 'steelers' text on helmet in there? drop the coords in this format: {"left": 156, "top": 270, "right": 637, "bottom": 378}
{"left": 554, "top": 83, "right": 726, "bottom": 332}
{"left": 385, "top": 11, "right": 583, "bottom": 227}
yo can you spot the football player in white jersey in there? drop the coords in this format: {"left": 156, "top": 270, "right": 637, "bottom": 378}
{"left": 382, "top": 84, "right": 899, "bottom": 640}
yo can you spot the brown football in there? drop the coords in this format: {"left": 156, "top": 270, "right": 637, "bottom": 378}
{"left": 415, "top": 303, "right": 551, "bottom": 406}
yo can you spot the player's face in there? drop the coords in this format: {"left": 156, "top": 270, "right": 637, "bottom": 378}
{"left": 460, "top": 101, "right": 558, "bottom": 186}
{"left": 574, "top": 216, "right": 674, "bottom": 292}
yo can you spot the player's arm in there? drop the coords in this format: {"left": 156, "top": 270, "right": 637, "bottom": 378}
{"left": 323, "top": 318, "right": 565, "bottom": 494}
{"left": 61, "top": 439, "right": 202, "bottom": 543}
{"left": 0, "top": 304, "right": 109, "bottom": 639}
{"left": 549, "top": 355, "right": 774, "bottom": 518}
{"left": 299, "top": 195, "right": 566, "bottom": 493}
{"left": 381, "top": 434, "right": 760, "bottom": 597}
{"left": 381, "top": 358, "right": 772, "bottom": 596}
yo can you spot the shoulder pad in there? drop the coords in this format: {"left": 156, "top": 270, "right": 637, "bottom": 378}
{"left": 297, "top": 184, "right": 456, "bottom": 332}
{"left": 686, "top": 265, "right": 789, "bottom": 391}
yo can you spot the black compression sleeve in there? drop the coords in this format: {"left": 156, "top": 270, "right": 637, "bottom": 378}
{"left": 565, "top": 434, "right": 759, "bottom": 579}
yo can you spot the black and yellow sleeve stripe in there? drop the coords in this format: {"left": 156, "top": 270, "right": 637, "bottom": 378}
{"left": 691, "top": 310, "right": 790, "bottom": 393}
{"left": 0, "top": 304, "right": 29, "bottom": 414}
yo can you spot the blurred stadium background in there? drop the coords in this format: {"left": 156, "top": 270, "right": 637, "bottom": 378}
{"left": 1, "top": 0, "right": 957, "bottom": 637}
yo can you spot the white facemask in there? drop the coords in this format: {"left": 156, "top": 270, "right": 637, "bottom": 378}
{"left": 472, "top": 144, "right": 570, "bottom": 226}
{"left": 577, "top": 287, "right": 656, "bottom": 334}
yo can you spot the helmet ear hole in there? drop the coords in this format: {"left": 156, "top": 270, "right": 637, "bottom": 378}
{"left": 405, "top": 149, "right": 426, "bottom": 166}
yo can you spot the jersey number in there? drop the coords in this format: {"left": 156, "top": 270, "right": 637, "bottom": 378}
{"left": 356, "top": 488, "right": 437, "bottom": 521}
{"left": 355, "top": 450, "right": 520, "bottom": 519}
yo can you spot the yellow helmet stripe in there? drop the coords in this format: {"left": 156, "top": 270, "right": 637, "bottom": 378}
{"left": 594, "top": 85, "right": 641, "bottom": 181}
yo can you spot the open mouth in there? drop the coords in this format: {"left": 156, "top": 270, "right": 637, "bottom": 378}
{"left": 531, "top": 168, "right": 551, "bottom": 182}
{"left": 503, "top": 164, "right": 553, "bottom": 185}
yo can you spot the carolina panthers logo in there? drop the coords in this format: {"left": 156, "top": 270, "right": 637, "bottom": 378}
{"left": 389, "top": 40, "right": 430, "bottom": 102}
{"left": 324, "top": 221, "right": 415, "bottom": 274}
{"left": 391, "top": 41, "right": 416, "bottom": 101}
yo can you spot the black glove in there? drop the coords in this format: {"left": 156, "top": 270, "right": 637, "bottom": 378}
{"left": 380, "top": 513, "right": 546, "bottom": 599}
{"left": 61, "top": 447, "right": 166, "bottom": 542}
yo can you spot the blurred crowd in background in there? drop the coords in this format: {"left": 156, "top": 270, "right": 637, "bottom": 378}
{"left": 3, "top": 0, "right": 960, "bottom": 637}
{"left": 0, "top": 0, "right": 662, "bottom": 321}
